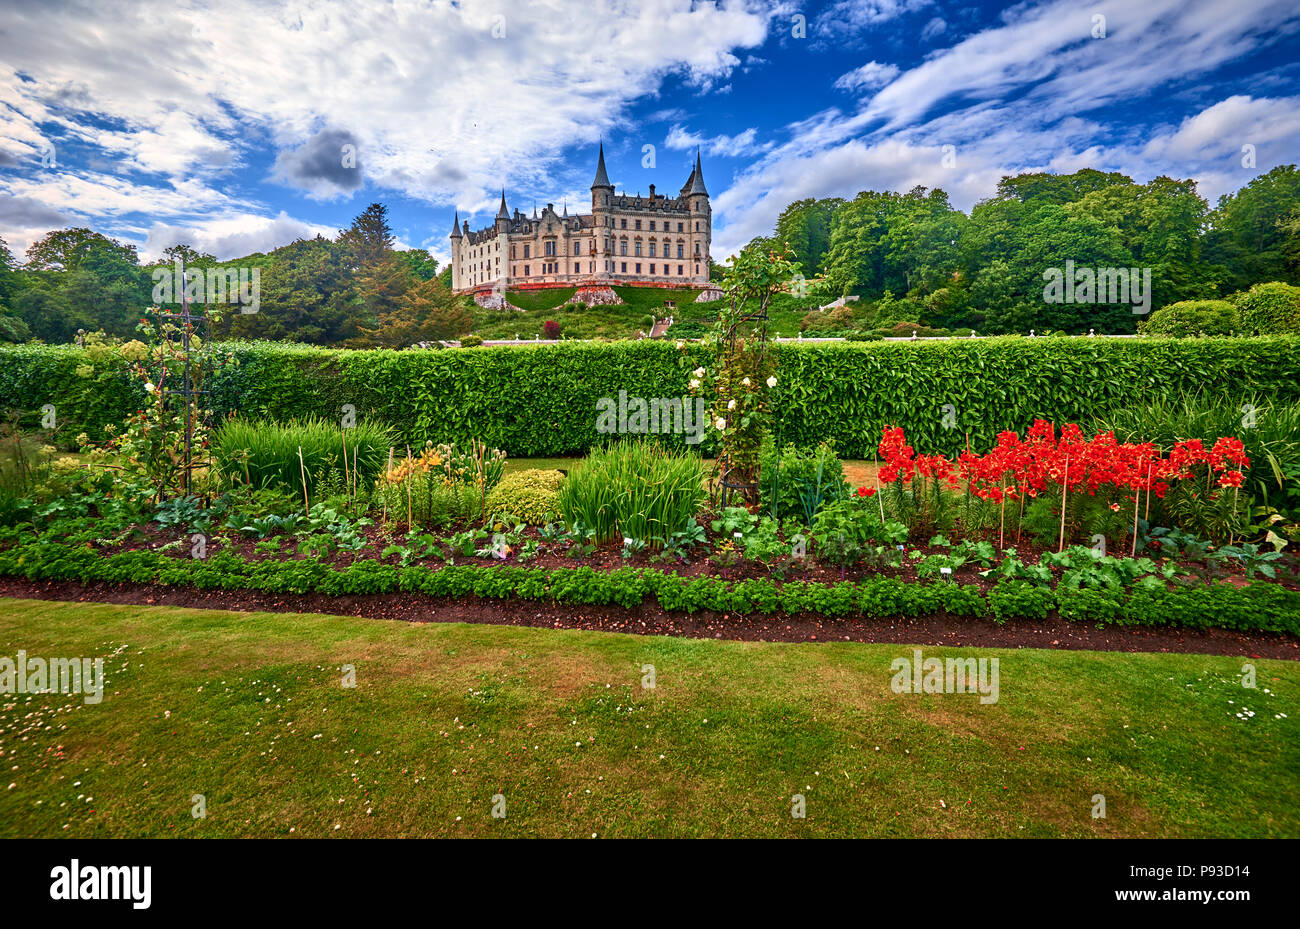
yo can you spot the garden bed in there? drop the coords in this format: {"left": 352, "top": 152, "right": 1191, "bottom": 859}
{"left": 3, "top": 575, "right": 1296, "bottom": 659}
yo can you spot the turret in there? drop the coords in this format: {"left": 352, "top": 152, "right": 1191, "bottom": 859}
{"left": 495, "top": 190, "right": 510, "bottom": 233}
{"left": 449, "top": 210, "right": 462, "bottom": 291}
{"left": 591, "top": 141, "right": 614, "bottom": 209}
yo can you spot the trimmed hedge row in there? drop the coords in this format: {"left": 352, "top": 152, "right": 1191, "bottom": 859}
{"left": 1, "top": 540, "right": 1296, "bottom": 634}
{"left": 5, "top": 336, "right": 1300, "bottom": 457}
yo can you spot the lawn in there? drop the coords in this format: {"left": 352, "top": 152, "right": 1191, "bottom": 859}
{"left": 467, "top": 286, "right": 828, "bottom": 340}
{"left": 1, "top": 598, "right": 1294, "bottom": 838}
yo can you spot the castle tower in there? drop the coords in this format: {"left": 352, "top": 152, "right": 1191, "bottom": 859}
{"left": 591, "top": 142, "right": 614, "bottom": 282}
{"left": 449, "top": 210, "right": 462, "bottom": 291}
{"left": 495, "top": 190, "right": 510, "bottom": 233}
{"left": 684, "top": 148, "right": 711, "bottom": 283}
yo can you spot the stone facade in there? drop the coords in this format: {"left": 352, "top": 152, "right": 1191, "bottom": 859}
{"left": 449, "top": 144, "right": 712, "bottom": 295}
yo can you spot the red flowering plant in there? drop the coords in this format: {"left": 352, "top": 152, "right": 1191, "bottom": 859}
{"left": 876, "top": 420, "right": 1252, "bottom": 550}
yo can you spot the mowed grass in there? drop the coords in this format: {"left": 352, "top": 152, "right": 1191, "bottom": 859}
{"left": 0, "top": 598, "right": 1296, "bottom": 838}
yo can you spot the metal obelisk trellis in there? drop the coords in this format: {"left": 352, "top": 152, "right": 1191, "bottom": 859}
{"left": 154, "top": 256, "right": 212, "bottom": 498}
{"left": 716, "top": 299, "right": 770, "bottom": 509}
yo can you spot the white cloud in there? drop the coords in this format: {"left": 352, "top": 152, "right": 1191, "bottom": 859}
{"left": 140, "top": 212, "right": 339, "bottom": 262}
{"left": 920, "top": 17, "right": 947, "bottom": 40}
{"left": 709, "top": 0, "right": 1300, "bottom": 257}
{"left": 0, "top": 0, "right": 779, "bottom": 257}
{"left": 833, "top": 61, "right": 901, "bottom": 93}
{"left": 665, "top": 124, "right": 768, "bottom": 159}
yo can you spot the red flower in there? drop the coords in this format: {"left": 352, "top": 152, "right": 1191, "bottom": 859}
{"left": 856, "top": 486, "right": 877, "bottom": 497}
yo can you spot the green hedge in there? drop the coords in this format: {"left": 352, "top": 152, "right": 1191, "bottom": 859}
{"left": 5, "top": 336, "right": 1300, "bottom": 457}
{"left": 0, "top": 539, "right": 1296, "bottom": 634}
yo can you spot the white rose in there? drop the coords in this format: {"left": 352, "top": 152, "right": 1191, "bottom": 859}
{"left": 676, "top": 340, "right": 684, "bottom": 349}
{"left": 766, "top": 375, "right": 777, "bottom": 388}
{"left": 145, "top": 382, "right": 156, "bottom": 393}
{"left": 727, "top": 399, "right": 736, "bottom": 410}
{"left": 694, "top": 367, "right": 706, "bottom": 378}
{"left": 742, "top": 377, "right": 751, "bottom": 387}
{"left": 715, "top": 417, "right": 726, "bottom": 431}
{"left": 689, "top": 379, "right": 700, "bottom": 390}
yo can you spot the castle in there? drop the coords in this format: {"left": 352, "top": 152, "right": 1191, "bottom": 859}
{"left": 449, "top": 143, "right": 712, "bottom": 297}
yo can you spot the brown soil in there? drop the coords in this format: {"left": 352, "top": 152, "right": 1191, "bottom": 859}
{"left": 2, "top": 576, "right": 1295, "bottom": 661}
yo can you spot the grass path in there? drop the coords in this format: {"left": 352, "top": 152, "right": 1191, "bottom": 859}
{"left": 0, "top": 597, "right": 1295, "bottom": 838}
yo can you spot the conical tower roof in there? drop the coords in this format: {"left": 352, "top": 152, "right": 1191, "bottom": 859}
{"left": 496, "top": 190, "right": 510, "bottom": 220}
{"left": 688, "top": 148, "right": 708, "bottom": 196}
{"left": 592, "top": 142, "right": 612, "bottom": 188}
{"left": 450, "top": 210, "right": 462, "bottom": 238}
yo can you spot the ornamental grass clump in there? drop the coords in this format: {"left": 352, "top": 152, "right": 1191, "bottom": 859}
{"left": 213, "top": 417, "right": 393, "bottom": 497}
{"left": 559, "top": 439, "right": 706, "bottom": 546}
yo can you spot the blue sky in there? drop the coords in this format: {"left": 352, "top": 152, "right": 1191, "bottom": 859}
{"left": 2, "top": 0, "right": 1298, "bottom": 268}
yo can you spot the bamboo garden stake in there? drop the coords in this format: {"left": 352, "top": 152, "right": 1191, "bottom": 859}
{"left": 298, "top": 446, "right": 310, "bottom": 517}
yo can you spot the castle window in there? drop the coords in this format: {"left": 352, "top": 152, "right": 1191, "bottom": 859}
{"left": 678, "top": 222, "right": 684, "bottom": 233}
{"left": 524, "top": 244, "right": 531, "bottom": 259}
{"left": 545, "top": 241, "right": 555, "bottom": 256}
{"left": 650, "top": 264, "right": 655, "bottom": 274}
{"left": 635, "top": 219, "right": 642, "bottom": 230}
{"left": 524, "top": 265, "right": 530, "bottom": 276}
{"left": 635, "top": 241, "right": 642, "bottom": 256}
{"left": 620, "top": 218, "right": 627, "bottom": 229}
{"left": 573, "top": 242, "right": 580, "bottom": 256}
{"left": 649, "top": 221, "right": 655, "bottom": 231}
{"left": 649, "top": 242, "right": 656, "bottom": 257}
{"left": 678, "top": 265, "right": 684, "bottom": 276}
{"left": 620, "top": 240, "right": 627, "bottom": 256}
{"left": 620, "top": 262, "right": 627, "bottom": 273}
{"left": 695, "top": 222, "right": 700, "bottom": 231}
{"left": 677, "top": 243, "right": 684, "bottom": 259}
{"left": 695, "top": 264, "right": 700, "bottom": 274}
{"left": 635, "top": 263, "right": 642, "bottom": 274}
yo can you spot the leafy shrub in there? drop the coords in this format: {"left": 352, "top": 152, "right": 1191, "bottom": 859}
{"left": 800, "top": 305, "right": 856, "bottom": 332}
{"left": 759, "top": 439, "right": 847, "bottom": 523}
{"left": 484, "top": 468, "right": 566, "bottom": 524}
{"left": 1233, "top": 282, "right": 1300, "bottom": 335}
{"left": 212, "top": 417, "right": 393, "bottom": 496}
{"left": 559, "top": 439, "right": 705, "bottom": 545}
{"left": 1140, "top": 300, "right": 1239, "bottom": 337}
{"left": 542, "top": 320, "right": 561, "bottom": 340}
{"left": 665, "top": 320, "right": 707, "bottom": 339}
{"left": 459, "top": 334, "right": 484, "bottom": 347}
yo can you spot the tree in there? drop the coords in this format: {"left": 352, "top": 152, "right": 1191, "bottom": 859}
{"left": 158, "top": 244, "right": 218, "bottom": 269}
{"left": 1205, "top": 165, "right": 1300, "bottom": 290}
{"left": 392, "top": 248, "right": 440, "bottom": 281}
{"left": 338, "top": 202, "right": 395, "bottom": 269}
{"left": 0, "top": 236, "right": 17, "bottom": 316}
{"left": 24, "top": 228, "right": 140, "bottom": 273}
{"left": 774, "top": 197, "right": 842, "bottom": 276}
{"left": 216, "top": 236, "right": 355, "bottom": 344}
{"left": 347, "top": 276, "right": 472, "bottom": 348}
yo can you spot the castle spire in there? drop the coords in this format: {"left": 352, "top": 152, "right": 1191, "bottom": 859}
{"left": 450, "top": 210, "right": 462, "bottom": 238}
{"left": 592, "top": 141, "right": 612, "bottom": 189}
{"left": 496, "top": 190, "right": 509, "bottom": 220}
{"left": 688, "top": 147, "right": 708, "bottom": 196}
